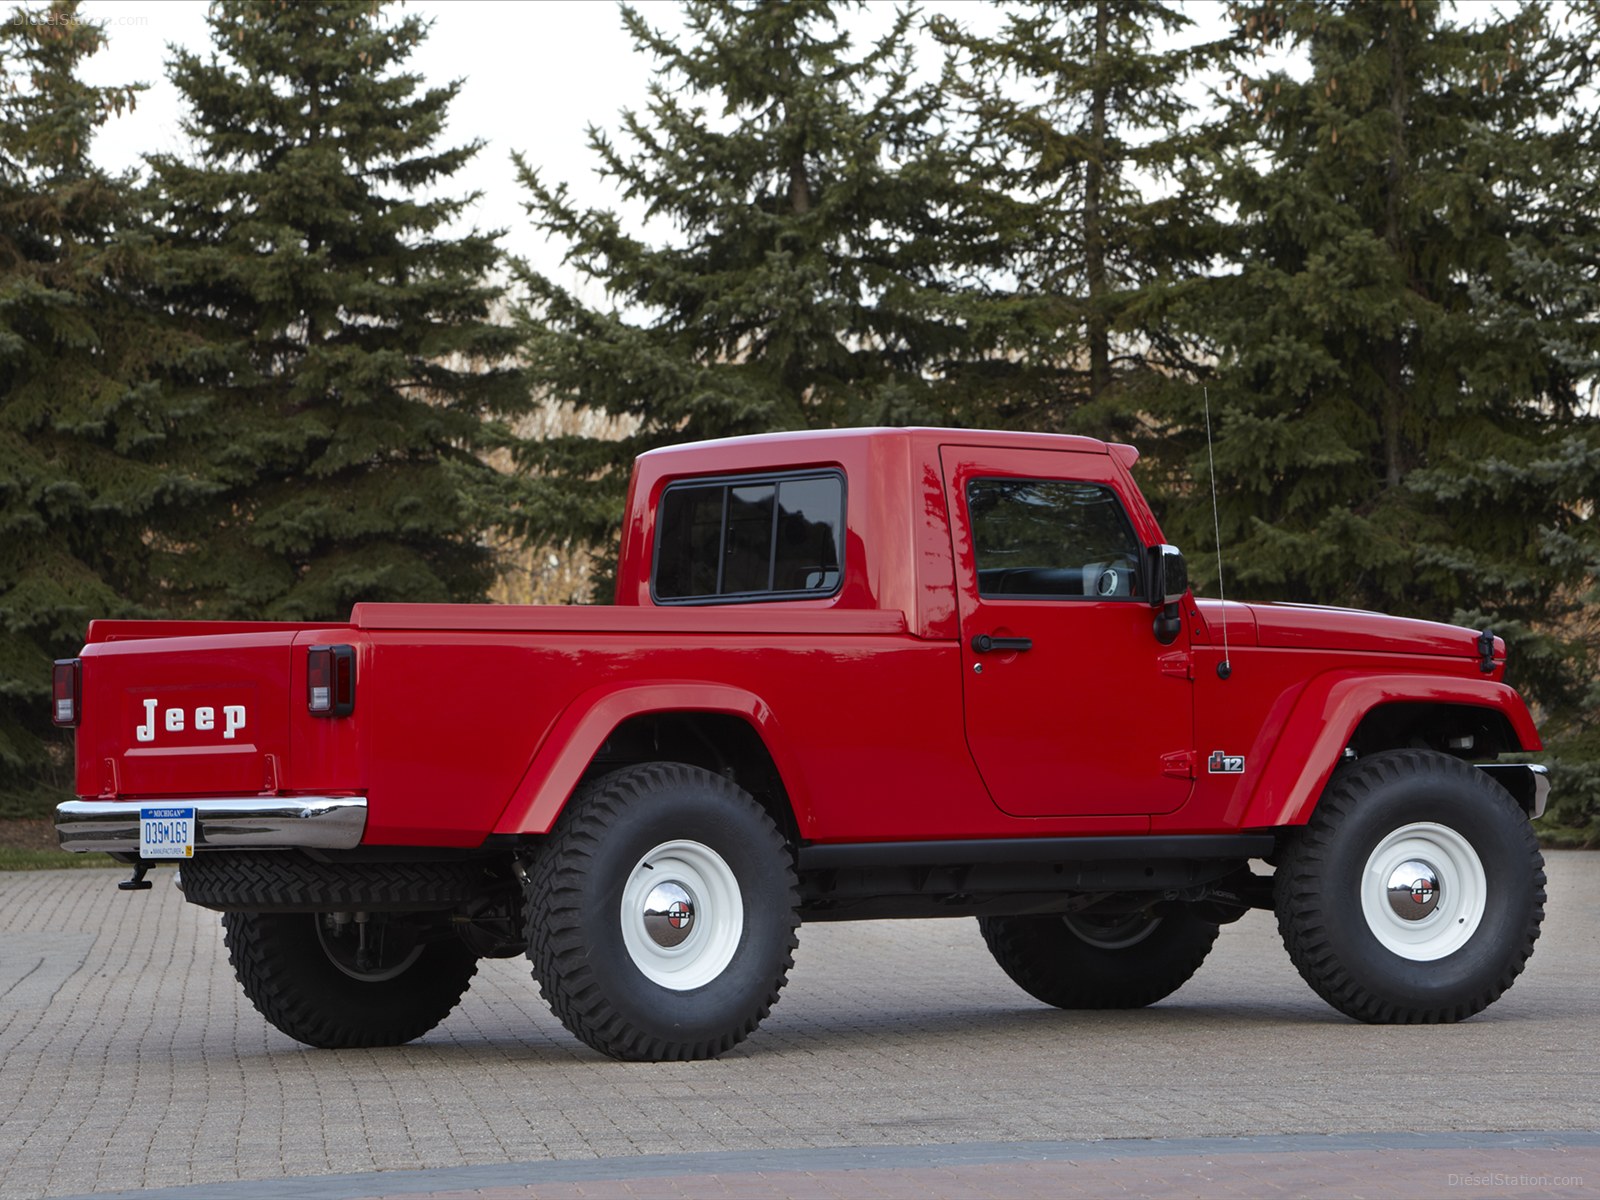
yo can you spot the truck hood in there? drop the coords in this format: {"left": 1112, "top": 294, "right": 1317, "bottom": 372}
{"left": 1197, "top": 600, "right": 1496, "bottom": 664}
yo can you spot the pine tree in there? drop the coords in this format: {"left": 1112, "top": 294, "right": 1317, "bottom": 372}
{"left": 929, "top": 0, "right": 1221, "bottom": 441}
{"left": 0, "top": 1, "right": 181, "bottom": 813}
{"left": 1179, "top": 0, "right": 1600, "bottom": 834}
{"left": 511, "top": 0, "right": 1018, "bottom": 579}
{"left": 1483, "top": 0, "right": 1600, "bottom": 841}
{"left": 147, "top": 0, "right": 525, "bottom": 621}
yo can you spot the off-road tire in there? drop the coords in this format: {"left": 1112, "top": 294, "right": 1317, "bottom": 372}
{"left": 1274, "top": 749, "right": 1545, "bottom": 1024}
{"left": 979, "top": 905, "right": 1219, "bottom": 1009}
{"left": 181, "top": 852, "right": 486, "bottom": 913}
{"left": 523, "top": 763, "right": 799, "bottom": 1062}
{"left": 222, "top": 911, "right": 477, "bottom": 1048}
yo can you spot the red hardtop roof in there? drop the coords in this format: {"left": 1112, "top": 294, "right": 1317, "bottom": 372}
{"left": 635, "top": 426, "right": 1130, "bottom": 466}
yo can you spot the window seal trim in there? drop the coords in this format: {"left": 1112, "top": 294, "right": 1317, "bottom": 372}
{"left": 966, "top": 476, "right": 1146, "bottom": 603}
{"left": 651, "top": 468, "right": 848, "bottom": 606}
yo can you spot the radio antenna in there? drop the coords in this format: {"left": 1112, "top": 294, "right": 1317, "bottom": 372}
{"left": 1204, "top": 386, "right": 1232, "bottom": 680}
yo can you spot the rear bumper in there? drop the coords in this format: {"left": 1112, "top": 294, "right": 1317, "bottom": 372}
{"left": 55, "top": 797, "right": 367, "bottom": 854}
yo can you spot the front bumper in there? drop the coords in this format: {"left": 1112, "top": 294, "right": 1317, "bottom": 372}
{"left": 1478, "top": 763, "right": 1551, "bottom": 820}
{"left": 55, "top": 797, "right": 367, "bottom": 854}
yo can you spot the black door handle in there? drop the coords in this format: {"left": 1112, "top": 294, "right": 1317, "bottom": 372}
{"left": 971, "top": 634, "right": 1033, "bottom": 654}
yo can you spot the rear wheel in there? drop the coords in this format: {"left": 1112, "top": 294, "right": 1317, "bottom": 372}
{"left": 524, "top": 763, "right": 799, "bottom": 1061}
{"left": 979, "top": 905, "right": 1219, "bottom": 1009}
{"left": 222, "top": 910, "right": 477, "bottom": 1047}
{"left": 1274, "top": 749, "right": 1545, "bottom": 1023}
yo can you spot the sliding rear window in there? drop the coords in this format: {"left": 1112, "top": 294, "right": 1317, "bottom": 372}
{"left": 653, "top": 471, "right": 845, "bottom": 604}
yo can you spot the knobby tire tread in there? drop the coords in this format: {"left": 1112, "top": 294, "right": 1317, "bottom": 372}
{"left": 980, "top": 908, "right": 1219, "bottom": 1010}
{"left": 524, "top": 763, "right": 799, "bottom": 1061}
{"left": 222, "top": 911, "right": 478, "bottom": 1048}
{"left": 1274, "top": 749, "right": 1545, "bottom": 1024}
{"left": 182, "top": 852, "right": 485, "bottom": 912}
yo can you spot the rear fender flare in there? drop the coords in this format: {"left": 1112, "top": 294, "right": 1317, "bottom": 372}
{"left": 1240, "top": 672, "right": 1542, "bottom": 830}
{"left": 492, "top": 682, "right": 806, "bottom": 836}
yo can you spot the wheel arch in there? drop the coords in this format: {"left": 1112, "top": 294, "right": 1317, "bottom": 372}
{"left": 492, "top": 682, "right": 808, "bottom": 842}
{"left": 1240, "top": 672, "right": 1543, "bottom": 831}
{"left": 1346, "top": 701, "right": 1522, "bottom": 762}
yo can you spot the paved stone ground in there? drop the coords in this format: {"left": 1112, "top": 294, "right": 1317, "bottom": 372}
{"left": 1, "top": 853, "right": 1595, "bottom": 1199}
{"left": 36, "top": 1134, "right": 1600, "bottom": 1200}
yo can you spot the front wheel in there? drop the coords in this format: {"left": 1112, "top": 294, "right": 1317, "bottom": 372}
{"left": 523, "top": 763, "right": 799, "bottom": 1061}
{"left": 980, "top": 904, "right": 1219, "bottom": 1009}
{"left": 222, "top": 911, "right": 478, "bottom": 1047}
{"left": 1275, "top": 749, "right": 1545, "bottom": 1023}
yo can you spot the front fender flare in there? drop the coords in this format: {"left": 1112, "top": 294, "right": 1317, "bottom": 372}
{"left": 1239, "top": 671, "right": 1542, "bottom": 831}
{"left": 491, "top": 681, "right": 806, "bottom": 836}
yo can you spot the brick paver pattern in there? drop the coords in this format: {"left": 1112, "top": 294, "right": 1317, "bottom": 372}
{"left": 361, "top": 1147, "right": 1599, "bottom": 1200}
{"left": 1, "top": 853, "right": 1596, "bottom": 1198}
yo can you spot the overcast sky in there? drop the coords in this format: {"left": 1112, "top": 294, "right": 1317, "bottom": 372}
{"left": 74, "top": 1, "right": 1031, "bottom": 290}
{"left": 70, "top": 0, "right": 1264, "bottom": 307}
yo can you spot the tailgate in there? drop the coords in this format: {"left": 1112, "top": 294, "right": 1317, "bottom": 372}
{"left": 77, "top": 629, "right": 316, "bottom": 798}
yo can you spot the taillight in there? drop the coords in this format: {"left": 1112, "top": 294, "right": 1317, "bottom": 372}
{"left": 307, "top": 645, "right": 355, "bottom": 717}
{"left": 52, "top": 659, "right": 81, "bottom": 727}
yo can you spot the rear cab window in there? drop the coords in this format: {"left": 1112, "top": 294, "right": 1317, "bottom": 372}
{"left": 653, "top": 471, "right": 845, "bottom": 604}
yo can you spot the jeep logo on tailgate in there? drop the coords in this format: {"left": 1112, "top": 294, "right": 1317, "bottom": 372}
{"left": 135, "top": 697, "right": 247, "bottom": 743}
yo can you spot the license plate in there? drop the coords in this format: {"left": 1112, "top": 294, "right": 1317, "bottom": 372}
{"left": 139, "top": 806, "right": 196, "bottom": 859}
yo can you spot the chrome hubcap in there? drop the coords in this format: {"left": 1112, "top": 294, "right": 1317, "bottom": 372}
{"left": 1386, "top": 860, "right": 1441, "bottom": 920}
{"left": 643, "top": 881, "right": 695, "bottom": 947}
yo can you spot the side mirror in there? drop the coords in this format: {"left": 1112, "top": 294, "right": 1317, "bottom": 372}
{"left": 1148, "top": 544, "right": 1186, "bottom": 646}
{"left": 1148, "top": 544, "right": 1188, "bottom": 607}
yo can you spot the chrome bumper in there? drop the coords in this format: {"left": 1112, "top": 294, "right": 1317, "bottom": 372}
{"left": 1478, "top": 763, "right": 1551, "bottom": 820}
{"left": 55, "top": 797, "right": 367, "bottom": 854}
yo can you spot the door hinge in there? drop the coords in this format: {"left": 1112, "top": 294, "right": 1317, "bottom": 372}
{"left": 1158, "top": 651, "right": 1193, "bottom": 680}
{"left": 1162, "top": 751, "right": 1196, "bottom": 779}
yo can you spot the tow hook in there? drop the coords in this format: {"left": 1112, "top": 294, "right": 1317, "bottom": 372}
{"left": 117, "top": 861, "right": 153, "bottom": 892}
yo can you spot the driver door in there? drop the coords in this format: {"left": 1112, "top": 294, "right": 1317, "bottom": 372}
{"left": 941, "top": 445, "right": 1194, "bottom": 818}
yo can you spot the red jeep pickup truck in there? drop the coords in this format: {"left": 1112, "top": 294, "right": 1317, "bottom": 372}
{"left": 53, "top": 428, "right": 1548, "bottom": 1061}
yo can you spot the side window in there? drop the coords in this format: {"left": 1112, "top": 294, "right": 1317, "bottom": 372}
{"left": 967, "top": 478, "right": 1144, "bottom": 600}
{"left": 654, "top": 472, "right": 844, "bottom": 603}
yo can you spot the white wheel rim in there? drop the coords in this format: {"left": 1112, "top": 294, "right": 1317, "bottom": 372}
{"left": 619, "top": 840, "right": 743, "bottom": 990}
{"left": 1063, "top": 912, "right": 1162, "bottom": 950}
{"left": 1360, "top": 822, "right": 1486, "bottom": 961}
{"left": 315, "top": 915, "right": 425, "bottom": 982}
